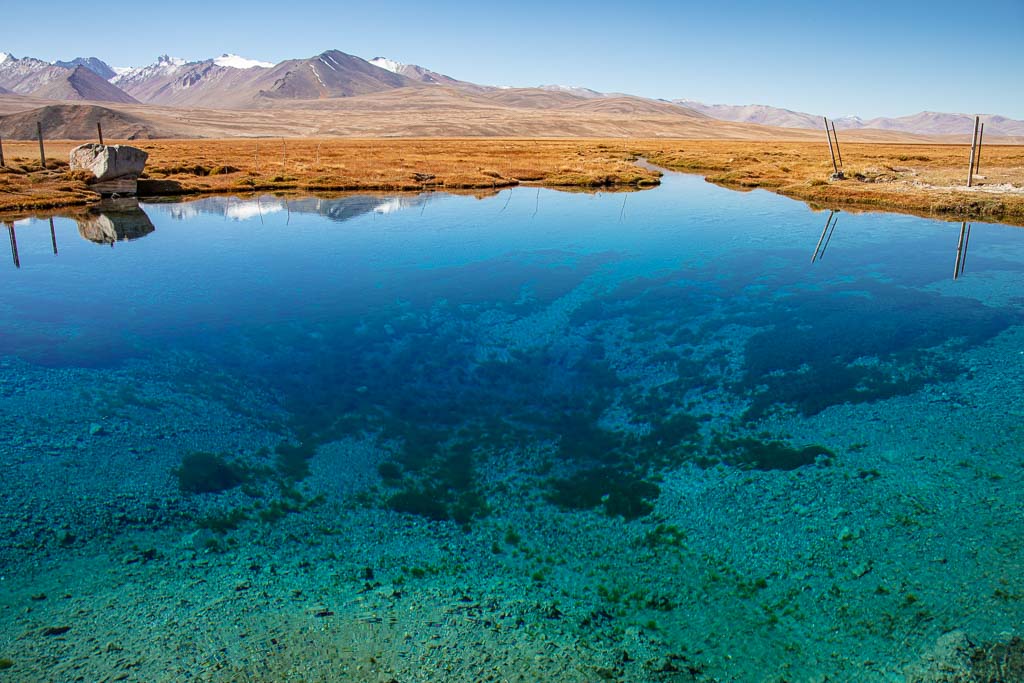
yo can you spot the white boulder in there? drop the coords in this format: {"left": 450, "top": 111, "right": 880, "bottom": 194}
{"left": 70, "top": 143, "right": 148, "bottom": 183}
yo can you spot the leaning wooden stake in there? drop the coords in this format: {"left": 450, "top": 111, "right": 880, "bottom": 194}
{"left": 37, "top": 121, "right": 46, "bottom": 169}
{"left": 97, "top": 122, "right": 104, "bottom": 145}
{"left": 0, "top": 134, "right": 5, "bottom": 167}
{"left": 49, "top": 217, "right": 57, "bottom": 255}
{"left": 830, "top": 121, "right": 843, "bottom": 168}
{"left": 823, "top": 117, "right": 838, "bottom": 174}
{"left": 967, "top": 116, "right": 980, "bottom": 187}
{"left": 974, "top": 122, "right": 984, "bottom": 176}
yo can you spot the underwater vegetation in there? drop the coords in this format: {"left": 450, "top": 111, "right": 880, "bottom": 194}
{"left": 547, "top": 467, "right": 660, "bottom": 520}
{"left": 174, "top": 452, "right": 248, "bottom": 494}
{"left": 170, "top": 238, "right": 1020, "bottom": 530}
{"left": 736, "top": 284, "right": 1016, "bottom": 418}
{"left": 709, "top": 437, "right": 834, "bottom": 471}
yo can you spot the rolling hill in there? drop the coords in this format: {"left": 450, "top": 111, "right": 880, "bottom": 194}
{"left": 0, "top": 104, "right": 161, "bottom": 139}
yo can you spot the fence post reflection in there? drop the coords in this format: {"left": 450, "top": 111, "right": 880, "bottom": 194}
{"left": 6, "top": 221, "right": 18, "bottom": 269}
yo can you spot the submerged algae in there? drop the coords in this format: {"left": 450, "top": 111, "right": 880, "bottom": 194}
{"left": 174, "top": 452, "right": 248, "bottom": 494}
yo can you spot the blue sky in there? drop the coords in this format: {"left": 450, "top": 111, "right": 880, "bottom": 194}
{"left": 4, "top": 0, "right": 1022, "bottom": 118}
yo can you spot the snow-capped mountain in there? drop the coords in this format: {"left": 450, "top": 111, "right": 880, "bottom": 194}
{"left": 54, "top": 57, "right": 117, "bottom": 80}
{"left": 213, "top": 54, "right": 274, "bottom": 69}
{"left": 0, "top": 55, "right": 65, "bottom": 93}
{"left": 539, "top": 84, "right": 606, "bottom": 99}
{"left": 0, "top": 53, "right": 136, "bottom": 102}
{"left": 112, "top": 55, "right": 186, "bottom": 88}
{"left": 368, "top": 57, "right": 403, "bottom": 74}
{"left": 106, "top": 50, "right": 416, "bottom": 108}
{"left": 1, "top": 47, "right": 1021, "bottom": 138}
{"left": 369, "top": 57, "right": 474, "bottom": 88}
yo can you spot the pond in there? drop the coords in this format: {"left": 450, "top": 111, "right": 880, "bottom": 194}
{"left": 1, "top": 170, "right": 1023, "bottom": 681}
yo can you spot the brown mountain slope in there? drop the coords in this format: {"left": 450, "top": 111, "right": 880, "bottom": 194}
{"left": 566, "top": 96, "right": 709, "bottom": 117}
{"left": 480, "top": 88, "right": 595, "bottom": 110}
{"left": 254, "top": 50, "right": 416, "bottom": 101}
{"left": 30, "top": 66, "right": 138, "bottom": 104}
{"left": 0, "top": 104, "right": 165, "bottom": 140}
{"left": 0, "top": 89, "right": 981, "bottom": 142}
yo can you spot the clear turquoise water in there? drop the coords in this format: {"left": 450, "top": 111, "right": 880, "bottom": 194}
{"left": 2, "top": 172, "right": 1023, "bottom": 680}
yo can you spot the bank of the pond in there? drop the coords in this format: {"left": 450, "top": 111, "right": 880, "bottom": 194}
{"left": 1, "top": 138, "right": 1022, "bottom": 226}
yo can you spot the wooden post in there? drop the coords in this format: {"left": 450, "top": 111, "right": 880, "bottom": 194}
{"left": 37, "top": 121, "right": 46, "bottom": 169}
{"left": 831, "top": 121, "right": 843, "bottom": 168}
{"left": 97, "top": 122, "right": 104, "bottom": 145}
{"left": 824, "top": 117, "right": 838, "bottom": 174}
{"left": 974, "top": 122, "right": 984, "bottom": 176}
{"left": 0, "top": 134, "right": 5, "bottom": 167}
{"left": 967, "top": 116, "right": 979, "bottom": 187}
{"left": 49, "top": 217, "right": 58, "bottom": 255}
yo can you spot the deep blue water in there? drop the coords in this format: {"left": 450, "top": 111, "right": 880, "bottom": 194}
{"left": 2, "top": 171, "right": 1024, "bottom": 679}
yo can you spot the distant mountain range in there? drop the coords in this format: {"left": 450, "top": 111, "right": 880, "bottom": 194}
{"left": 0, "top": 49, "right": 1021, "bottom": 137}
{"left": 672, "top": 100, "right": 1024, "bottom": 138}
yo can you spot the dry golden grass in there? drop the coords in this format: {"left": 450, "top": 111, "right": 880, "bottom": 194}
{"left": 1, "top": 138, "right": 1022, "bottom": 225}
{"left": 0, "top": 138, "right": 657, "bottom": 214}
{"left": 636, "top": 140, "right": 1024, "bottom": 224}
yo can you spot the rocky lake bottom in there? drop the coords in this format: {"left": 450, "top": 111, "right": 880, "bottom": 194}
{"left": 1, "top": 173, "right": 1023, "bottom": 681}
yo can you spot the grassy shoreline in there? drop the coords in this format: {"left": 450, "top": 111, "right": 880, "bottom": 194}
{"left": 1, "top": 138, "right": 1021, "bottom": 226}
{"left": 637, "top": 140, "right": 1024, "bottom": 226}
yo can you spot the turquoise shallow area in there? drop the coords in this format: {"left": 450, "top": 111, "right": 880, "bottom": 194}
{"left": 2, "top": 172, "right": 1023, "bottom": 681}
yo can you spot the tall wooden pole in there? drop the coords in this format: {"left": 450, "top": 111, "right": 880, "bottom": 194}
{"left": 37, "top": 121, "right": 46, "bottom": 169}
{"left": 97, "top": 122, "right": 104, "bottom": 145}
{"left": 831, "top": 121, "right": 843, "bottom": 168}
{"left": 974, "top": 122, "right": 984, "bottom": 176}
{"left": 967, "top": 116, "right": 979, "bottom": 187}
{"left": 824, "top": 117, "right": 838, "bottom": 174}
{"left": 0, "top": 134, "right": 5, "bottom": 167}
